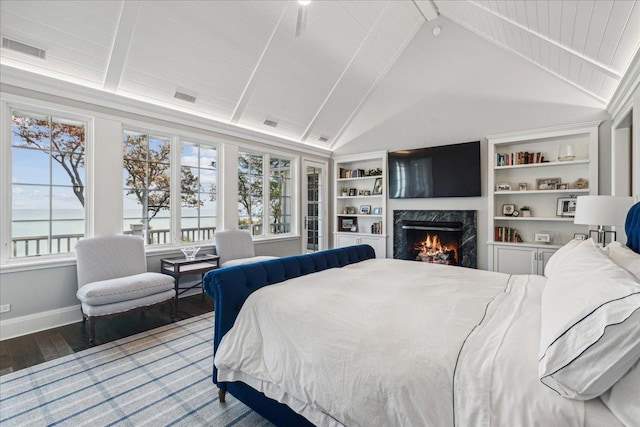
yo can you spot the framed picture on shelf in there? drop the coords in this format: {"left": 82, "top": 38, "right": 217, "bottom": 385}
{"left": 555, "top": 183, "right": 568, "bottom": 190}
{"left": 372, "top": 178, "right": 383, "bottom": 195}
{"left": 536, "top": 177, "right": 561, "bottom": 190}
{"left": 373, "top": 207, "right": 382, "bottom": 215}
{"left": 359, "top": 205, "right": 371, "bottom": 215}
{"left": 339, "top": 217, "right": 357, "bottom": 232}
{"left": 496, "top": 183, "right": 511, "bottom": 191}
{"left": 556, "top": 197, "right": 577, "bottom": 217}
{"left": 348, "top": 188, "right": 357, "bottom": 197}
{"left": 519, "top": 183, "right": 527, "bottom": 191}
{"left": 345, "top": 206, "right": 356, "bottom": 214}
{"left": 502, "top": 204, "right": 516, "bottom": 216}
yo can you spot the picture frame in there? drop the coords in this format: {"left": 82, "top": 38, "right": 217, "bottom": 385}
{"left": 345, "top": 206, "right": 356, "bottom": 214}
{"left": 359, "top": 205, "right": 371, "bottom": 215}
{"left": 556, "top": 197, "right": 577, "bottom": 217}
{"left": 536, "top": 177, "right": 561, "bottom": 190}
{"left": 339, "top": 217, "right": 357, "bottom": 232}
{"left": 519, "top": 183, "right": 527, "bottom": 191}
{"left": 502, "top": 204, "right": 515, "bottom": 216}
{"left": 372, "top": 207, "right": 382, "bottom": 215}
{"left": 372, "top": 177, "right": 383, "bottom": 195}
{"left": 555, "top": 183, "right": 568, "bottom": 190}
{"left": 573, "top": 233, "right": 588, "bottom": 240}
{"left": 496, "top": 183, "right": 511, "bottom": 191}
{"left": 348, "top": 188, "right": 356, "bottom": 197}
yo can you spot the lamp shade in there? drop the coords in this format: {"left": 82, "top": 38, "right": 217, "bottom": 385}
{"left": 574, "top": 196, "right": 634, "bottom": 226}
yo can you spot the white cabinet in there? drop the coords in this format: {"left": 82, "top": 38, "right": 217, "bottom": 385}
{"left": 491, "top": 244, "right": 557, "bottom": 275}
{"left": 487, "top": 121, "right": 599, "bottom": 273}
{"left": 333, "top": 151, "right": 387, "bottom": 258}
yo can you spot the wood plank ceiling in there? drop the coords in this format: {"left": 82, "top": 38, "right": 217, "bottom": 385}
{"left": 1, "top": 1, "right": 638, "bottom": 150}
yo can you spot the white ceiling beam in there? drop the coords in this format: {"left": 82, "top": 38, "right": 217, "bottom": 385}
{"left": 413, "top": 0, "right": 439, "bottom": 22}
{"left": 103, "top": 1, "right": 140, "bottom": 92}
{"left": 465, "top": 0, "right": 622, "bottom": 81}
{"left": 301, "top": 2, "right": 392, "bottom": 143}
{"left": 230, "top": 2, "right": 289, "bottom": 124}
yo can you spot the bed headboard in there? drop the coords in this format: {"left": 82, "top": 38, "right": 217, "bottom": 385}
{"left": 203, "top": 244, "right": 376, "bottom": 385}
{"left": 626, "top": 200, "right": 640, "bottom": 253}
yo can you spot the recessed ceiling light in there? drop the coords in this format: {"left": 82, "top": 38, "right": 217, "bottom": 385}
{"left": 432, "top": 26, "right": 442, "bottom": 37}
{"left": 263, "top": 119, "right": 278, "bottom": 128}
{"left": 174, "top": 91, "right": 196, "bottom": 103}
{"left": 298, "top": 0, "right": 311, "bottom": 5}
{"left": 2, "top": 37, "right": 46, "bottom": 59}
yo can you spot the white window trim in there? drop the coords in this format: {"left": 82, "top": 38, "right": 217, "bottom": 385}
{"left": 0, "top": 97, "right": 93, "bottom": 267}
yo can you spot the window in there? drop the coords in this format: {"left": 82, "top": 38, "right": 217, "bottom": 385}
{"left": 10, "top": 111, "right": 86, "bottom": 258}
{"left": 123, "top": 131, "right": 172, "bottom": 245}
{"left": 180, "top": 141, "right": 218, "bottom": 242}
{"left": 238, "top": 150, "right": 294, "bottom": 236}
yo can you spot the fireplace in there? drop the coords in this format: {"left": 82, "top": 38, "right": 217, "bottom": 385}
{"left": 394, "top": 210, "right": 477, "bottom": 268}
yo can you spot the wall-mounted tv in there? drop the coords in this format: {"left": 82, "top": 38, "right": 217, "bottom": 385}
{"left": 388, "top": 141, "right": 481, "bottom": 198}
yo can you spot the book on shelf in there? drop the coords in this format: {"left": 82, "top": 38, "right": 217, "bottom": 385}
{"left": 494, "top": 226, "right": 523, "bottom": 243}
{"left": 371, "top": 221, "right": 383, "bottom": 235}
{"left": 339, "top": 168, "right": 366, "bottom": 178}
{"left": 496, "top": 152, "right": 545, "bottom": 167}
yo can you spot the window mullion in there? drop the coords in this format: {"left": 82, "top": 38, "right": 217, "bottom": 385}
{"left": 264, "top": 153, "right": 270, "bottom": 237}
{"left": 171, "top": 136, "right": 181, "bottom": 244}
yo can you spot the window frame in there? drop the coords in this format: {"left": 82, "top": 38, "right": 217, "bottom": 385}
{"left": 237, "top": 146, "right": 298, "bottom": 240}
{"left": 1, "top": 98, "right": 93, "bottom": 266}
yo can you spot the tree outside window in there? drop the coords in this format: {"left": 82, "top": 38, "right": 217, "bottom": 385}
{"left": 10, "top": 112, "right": 86, "bottom": 257}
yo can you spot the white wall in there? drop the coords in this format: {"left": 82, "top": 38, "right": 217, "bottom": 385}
{"left": 334, "top": 18, "right": 612, "bottom": 269}
{"left": 0, "top": 84, "right": 325, "bottom": 340}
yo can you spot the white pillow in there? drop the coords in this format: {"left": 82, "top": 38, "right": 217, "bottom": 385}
{"left": 607, "top": 241, "right": 640, "bottom": 279}
{"left": 600, "top": 360, "right": 640, "bottom": 426}
{"left": 539, "top": 238, "right": 640, "bottom": 399}
{"left": 544, "top": 238, "right": 582, "bottom": 278}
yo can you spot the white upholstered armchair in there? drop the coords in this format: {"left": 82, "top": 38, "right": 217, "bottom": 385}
{"left": 75, "top": 235, "right": 175, "bottom": 344}
{"left": 214, "top": 229, "right": 277, "bottom": 267}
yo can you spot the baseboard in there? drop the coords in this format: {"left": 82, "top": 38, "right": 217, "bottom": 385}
{"left": 0, "top": 305, "right": 82, "bottom": 341}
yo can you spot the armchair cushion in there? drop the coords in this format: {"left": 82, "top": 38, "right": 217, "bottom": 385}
{"left": 222, "top": 255, "right": 278, "bottom": 268}
{"left": 77, "top": 272, "right": 174, "bottom": 305}
{"left": 80, "top": 289, "right": 175, "bottom": 317}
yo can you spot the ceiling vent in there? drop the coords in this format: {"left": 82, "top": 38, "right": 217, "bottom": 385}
{"left": 263, "top": 119, "right": 278, "bottom": 128}
{"left": 318, "top": 135, "right": 330, "bottom": 143}
{"left": 2, "top": 38, "right": 46, "bottom": 59}
{"left": 174, "top": 91, "right": 196, "bottom": 103}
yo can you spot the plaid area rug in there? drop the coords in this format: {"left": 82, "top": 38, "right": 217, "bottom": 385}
{"left": 0, "top": 313, "right": 272, "bottom": 427}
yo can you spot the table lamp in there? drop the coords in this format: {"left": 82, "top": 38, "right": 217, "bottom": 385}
{"left": 574, "top": 196, "right": 634, "bottom": 245}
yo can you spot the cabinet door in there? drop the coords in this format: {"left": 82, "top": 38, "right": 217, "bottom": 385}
{"left": 493, "top": 246, "right": 535, "bottom": 274}
{"left": 536, "top": 248, "right": 557, "bottom": 275}
{"left": 335, "top": 234, "right": 358, "bottom": 248}
{"left": 358, "top": 235, "right": 386, "bottom": 258}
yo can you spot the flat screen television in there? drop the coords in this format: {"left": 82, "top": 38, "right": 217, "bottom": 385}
{"left": 388, "top": 141, "right": 481, "bottom": 198}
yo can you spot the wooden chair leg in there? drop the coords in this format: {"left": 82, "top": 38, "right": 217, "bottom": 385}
{"left": 218, "top": 388, "right": 226, "bottom": 403}
{"left": 88, "top": 317, "right": 96, "bottom": 345}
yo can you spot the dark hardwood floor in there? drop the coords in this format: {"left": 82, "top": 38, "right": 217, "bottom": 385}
{"left": 0, "top": 294, "right": 213, "bottom": 377}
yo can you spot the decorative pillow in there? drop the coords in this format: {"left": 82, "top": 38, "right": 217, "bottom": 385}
{"left": 600, "top": 360, "right": 640, "bottom": 426}
{"left": 539, "top": 238, "right": 640, "bottom": 399}
{"left": 607, "top": 241, "right": 640, "bottom": 279}
{"left": 543, "top": 238, "right": 582, "bottom": 278}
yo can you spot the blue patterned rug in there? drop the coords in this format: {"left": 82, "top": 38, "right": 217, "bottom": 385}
{"left": 0, "top": 313, "right": 272, "bottom": 426}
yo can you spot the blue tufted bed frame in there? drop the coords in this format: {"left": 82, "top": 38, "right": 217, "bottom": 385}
{"left": 203, "top": 244, "right": 376, "bottom": 426}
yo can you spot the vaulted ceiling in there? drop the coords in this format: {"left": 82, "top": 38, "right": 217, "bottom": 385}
{"left": 1, "top": 1, "right": 638, "bottom": 151}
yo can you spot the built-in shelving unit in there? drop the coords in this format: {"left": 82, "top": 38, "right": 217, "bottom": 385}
{"left": 333, "top": 151, "right": 387, "bottom": 258}
{"left": 487, "top": 121, "right": 600, "bottom": 274}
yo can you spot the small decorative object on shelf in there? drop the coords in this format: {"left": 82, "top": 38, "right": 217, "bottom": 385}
{"left": 497, "top": 183, "right": 511, "bottom": 191}
{"left": 536, "top": 177, "right": 561, "bottom": 190}
{"left": 512, "top": 210, "right": 520, "bottom": 217}
{"left": 572, "top": 178, "right": 588, "bottom": 189}
{"left": 342, "top": 188, "right": 349, "bottom": 196}
{"left": 555, "top": 183, "right": 569, "bottom": 190}
{"left": 372, "top": 177, "right": 383, "bottom": 195}
{"left": 359, "top": 190, "right": 371, "bottom": 196}
{"left": 368, "top": 168, "right": 383, "bottom": 176}
{"left": 181, "top": 246, "right": 200, "bottom": 260}
{"left": 556, "top": 197, "right": 577, "bottom": 217}
{"left": 502, "top": 204, "right": 516, "bottom": 216}
{"left": 519, "top": 183, "right": 528, "bottom": 191}
{"left": 558, "top": 144, "right": 575, "bottom": 161}
{"left": 520, "top": 206, "right": 531, "bottom": 217}
{"left": 373, "top": 207, "right": 382, "bottom": 215}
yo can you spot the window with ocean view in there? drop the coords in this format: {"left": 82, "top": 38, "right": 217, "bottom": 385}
{"left": 123, "top": 131, "right": 173, "bottom": 245}
{"left": 10, "top": 112, "right": 86, "bottom": 258}
{"left": 238, "top": 150, "right": 294, "bottom": 237}
{"left": 180, "top": 141, "right": 217, "bottom": 242}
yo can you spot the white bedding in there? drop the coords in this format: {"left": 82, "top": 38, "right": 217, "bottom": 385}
{"left": 214, "top": 259, "right": 623, "bottom": 426}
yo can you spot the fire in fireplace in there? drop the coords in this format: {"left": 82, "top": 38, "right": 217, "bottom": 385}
{"left": 401, "top": 221, "right": 463, "bottom": 265}
{"left": 415, "top": 233, "right": 458, "bottom": 265}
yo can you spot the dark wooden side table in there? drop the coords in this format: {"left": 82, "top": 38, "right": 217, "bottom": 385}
{"left": 160, "top": 254, "right": 220, "bottom": 317}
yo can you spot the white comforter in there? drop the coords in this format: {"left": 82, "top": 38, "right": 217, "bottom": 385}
{"left": 214, "top": 259, "right": 621, "bottom": 426}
